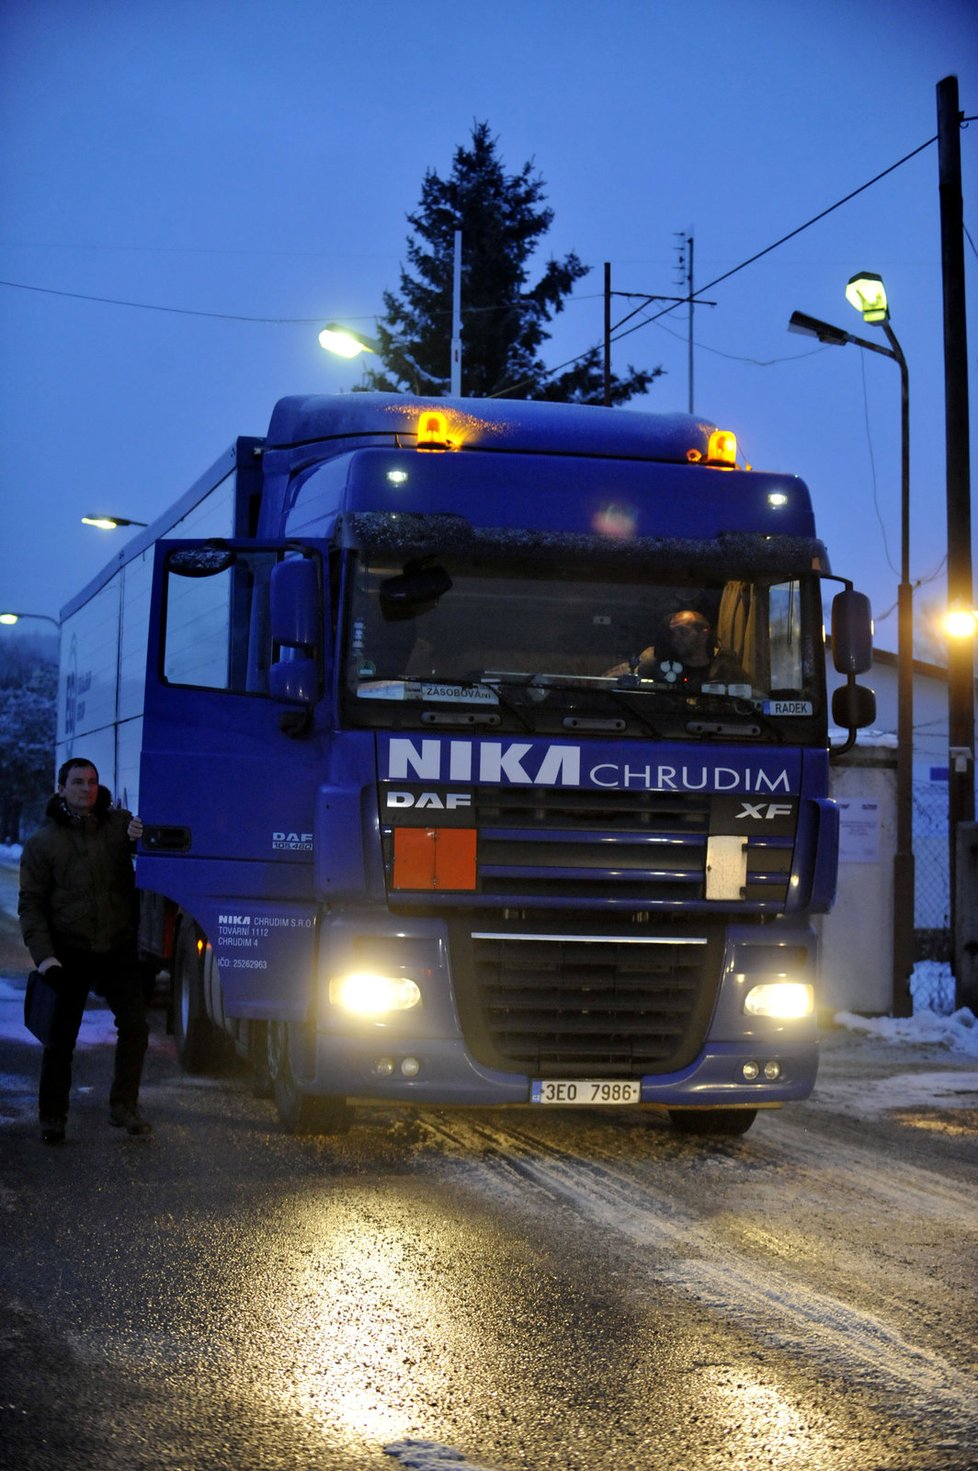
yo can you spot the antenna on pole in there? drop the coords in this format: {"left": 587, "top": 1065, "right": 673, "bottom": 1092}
{"left": 674, "top": 230, "right": 695, "bottom": 412}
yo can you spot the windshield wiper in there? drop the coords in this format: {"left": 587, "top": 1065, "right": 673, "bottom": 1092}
{"left": 443, "top": 676, "right": 538, "bottom": 732}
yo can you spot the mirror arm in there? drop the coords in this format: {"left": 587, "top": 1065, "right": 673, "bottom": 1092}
{"left": 279, "top": 707, "right": 314, "bottom": 738}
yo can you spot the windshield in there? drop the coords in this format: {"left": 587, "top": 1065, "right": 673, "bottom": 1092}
{"left": 341, "top": 554, "right": 825, "bottom": 740}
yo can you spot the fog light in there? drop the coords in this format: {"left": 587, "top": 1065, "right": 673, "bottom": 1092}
{"left": 742, "top": 1061, "right": 760, "bottom": 1081}
{"left": 373, "top": 1057, "right": 396, "bottom": 1077}
{"left": 763, "top": 1060, "right": 782, "bottom": 1081}
{"left": 744, "top": 981, "right": 814, "bottom": 1019}
{"left": 330, "top": 972, "right": 422, "bottom": 1017}
{"left": 400, "top": 1057, "right": 421, "bottom": 1078}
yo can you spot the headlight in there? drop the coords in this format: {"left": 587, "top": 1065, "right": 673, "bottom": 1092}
{"left": 744, "top": 981, "right": 814, "bottom": 1019}
{"left": 329, "top": 972, "right": 422, "bottom": 1017}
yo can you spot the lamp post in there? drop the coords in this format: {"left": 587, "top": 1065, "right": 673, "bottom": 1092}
{"left": 789, "top": 274, "right": 913, "bottom": 1017}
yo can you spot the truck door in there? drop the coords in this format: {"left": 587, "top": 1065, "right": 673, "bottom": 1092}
{"left": 138, "top": 540, "right": 331, "bottom": 1016}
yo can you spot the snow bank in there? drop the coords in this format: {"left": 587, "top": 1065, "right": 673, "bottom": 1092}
{"left": 834, "top": 1004, "right": 978, "bottom": 1059}
{"left": 910, "top": 959, "right": 958, "bottom": 1015}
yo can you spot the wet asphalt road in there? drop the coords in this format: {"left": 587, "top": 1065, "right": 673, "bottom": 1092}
{"left": 2, "top": 1000, "right": 977, "bottom": 1471}
{"left": 1, "top": 889, "right": 977, "bottom": 1469}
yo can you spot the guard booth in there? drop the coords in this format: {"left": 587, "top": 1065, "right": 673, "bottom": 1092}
{"left": 815, "top": 740, "right": 897, "bottom": 1017}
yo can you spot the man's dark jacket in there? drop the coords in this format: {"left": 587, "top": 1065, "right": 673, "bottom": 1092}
{"left": 18, "top": 788, "right": 137, "bottom": 966}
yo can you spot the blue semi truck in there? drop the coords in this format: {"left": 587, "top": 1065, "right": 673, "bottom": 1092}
{"left": 58, "top": 393, "right": 875, "bottom": 1134}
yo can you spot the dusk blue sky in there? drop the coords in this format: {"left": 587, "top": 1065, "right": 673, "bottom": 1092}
{"left": 1, "top": 0, "right": 975, "bottom": 659}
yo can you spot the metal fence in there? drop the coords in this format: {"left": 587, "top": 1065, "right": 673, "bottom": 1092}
{"left": 913, "top": 780, "right": 951, "bottom": 962}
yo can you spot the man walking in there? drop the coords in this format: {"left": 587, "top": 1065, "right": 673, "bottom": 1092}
{"left": 19, "top": 758, "right": 151, "bottom": 1144}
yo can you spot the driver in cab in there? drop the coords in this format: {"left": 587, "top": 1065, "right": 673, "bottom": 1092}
{"left": 607, "top": 609, "right": 751, "bottom": 690}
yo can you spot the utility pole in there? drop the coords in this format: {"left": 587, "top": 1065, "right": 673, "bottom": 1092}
{"left": 937, "top": 75, "right": 976, "bottom": 1007}
{"left": 675, "top": 231, "right": 695, "bottom": 412}
{"left": 451, "top": 230, "right": 462, "bottom": 397}
{"left": 604, "top": 262, "right": 612, "bottom": 407}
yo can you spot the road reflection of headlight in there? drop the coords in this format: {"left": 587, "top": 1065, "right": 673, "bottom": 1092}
{"left": 744, "top": 981, "right": 814, "bottom": 1019}
{"left": 267, "top": 1194, "right": 487, "bottom": 1451}
{"left": 329, "top": 973, "right": 422, "bottom": 1017}
{"left": 703, "top": 1371, "right": 835, "bottom": 1462}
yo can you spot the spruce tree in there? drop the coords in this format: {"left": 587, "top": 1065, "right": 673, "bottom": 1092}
{"left": 363, "top": 122, "right": 661, "bottom": 404}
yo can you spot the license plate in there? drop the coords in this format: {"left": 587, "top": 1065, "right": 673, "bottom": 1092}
{"left": 531, "top": 1079, "right": 642, "bottom": 1105}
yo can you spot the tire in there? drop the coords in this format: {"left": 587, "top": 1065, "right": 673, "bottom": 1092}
{"left": 266, "top": 1021, "right": 352, "bottom": 1135}
{"left": 668, "top": 1107, "right": 758, "bottom": 1137}
{"left": 172, "top": 921, "right": 224, "bottom": 1074}
{"left": 248, "top": 1021, "right": 275, "bottom": 1099}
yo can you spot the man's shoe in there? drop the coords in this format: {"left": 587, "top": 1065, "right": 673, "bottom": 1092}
{"left": 40, "top": 1117, "right": 66, "bottom": 1145}
{"left": 109, "top": 1105, "right": 152, "bottom": 1136}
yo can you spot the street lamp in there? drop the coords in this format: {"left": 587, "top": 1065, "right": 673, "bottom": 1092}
{"left": 0, "top": 610, "right": 60, "bottom": 629}
{"left": 789, "top": 274, "right": 913, "bottom": 1017}
{"left": 81, "top": 515, "right": 148, "bottom": 531}
{"left": 943, "top": 604, "right": 978, "bottom": 640}
{"left": 320, "top": 232, "right": 464, "bottom": 395}
{"left": 318, "top": 323, "right": 379, "bottom": 360}
{"left": 320, "top": 322, "right": 426, "bottom": 395}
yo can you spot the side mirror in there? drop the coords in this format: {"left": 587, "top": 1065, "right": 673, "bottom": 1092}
{"left": 168, "top": 545, "right": 236, "bottom": 578}
{"left": 832, "top": 683, "right": 876, "bottom": 731}
{"left": 832, "top": 589, "right": 873, "bottom": 675}
{"left": 269, "top": 557, "right": 322, "bottom": 719}
{"left": 270, "top": 556, "right": 320, "bottom": 648}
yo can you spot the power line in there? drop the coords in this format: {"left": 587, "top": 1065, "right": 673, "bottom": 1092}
{"left": 610, "top": 132, "right": 939, "bottom": 347}
{"left": 0, "top": 131, "right": 950, "bottom": 359}
{"left": 490, "top": 132, "right": 942, "bottom": 396}
{"left": 0, "top": 278, "right": 325, "bottom": 323}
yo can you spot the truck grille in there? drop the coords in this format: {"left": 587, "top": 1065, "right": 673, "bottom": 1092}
{"left": 382, "top": 784, "right": 794, "bottom": 910}
{"left": 450, "top": 923, "right": 723, "bottom": 1077}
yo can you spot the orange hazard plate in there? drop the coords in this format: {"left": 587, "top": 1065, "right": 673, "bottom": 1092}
{"left": 392, "top": 826, "right": 477, "bottom": 890}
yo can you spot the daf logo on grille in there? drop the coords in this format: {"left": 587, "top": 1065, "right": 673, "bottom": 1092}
{"left": 386, "top": 790, "right": 473, "bottom": 810}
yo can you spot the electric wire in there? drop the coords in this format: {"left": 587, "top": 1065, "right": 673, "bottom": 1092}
{"left": 0, "top": 278, "right": 323, "bottom": 324}
{"left": 489, "top": 132, "right": 943, "bottom": 394}
{"left": 609, "top": 133, "right": 940, "bottom": 349}
{"left": 0, "top": 130, "right": 949, "bottom": 356}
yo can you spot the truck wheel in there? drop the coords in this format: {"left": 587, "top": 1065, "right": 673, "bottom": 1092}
{"left": 266, "top": 1021, "right": 352, "bottom": 1135}
{"left": 668, "top": 1108, "right": 758, "bottom": 1137}
{"left": 172, "top": 922, "right": 223, "bottom": 1074}
{"left": 248, "top": 1022, "right": 274, "bottom": 1098}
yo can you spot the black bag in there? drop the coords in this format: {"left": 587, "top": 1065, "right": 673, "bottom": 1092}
{"left": 24, "top": 969, "right": 61, "bottom": 1047}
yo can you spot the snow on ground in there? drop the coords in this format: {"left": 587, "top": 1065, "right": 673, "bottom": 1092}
{"left": 834, "top": 1000, "right": 978, "bottom": 1059}
{"left": 384, "top": 1442, "right": 499, "bottom": 1471}
{"left": 909, "top": 958, "right": 959, "bottom": 1015}
{"left": 0, "top": 976, "right": 172, "bottom": 1053}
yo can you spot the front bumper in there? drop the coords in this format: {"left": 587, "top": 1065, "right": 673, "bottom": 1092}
{"left": 307, "top": 1031, "right": 818, "bottom": 1109}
